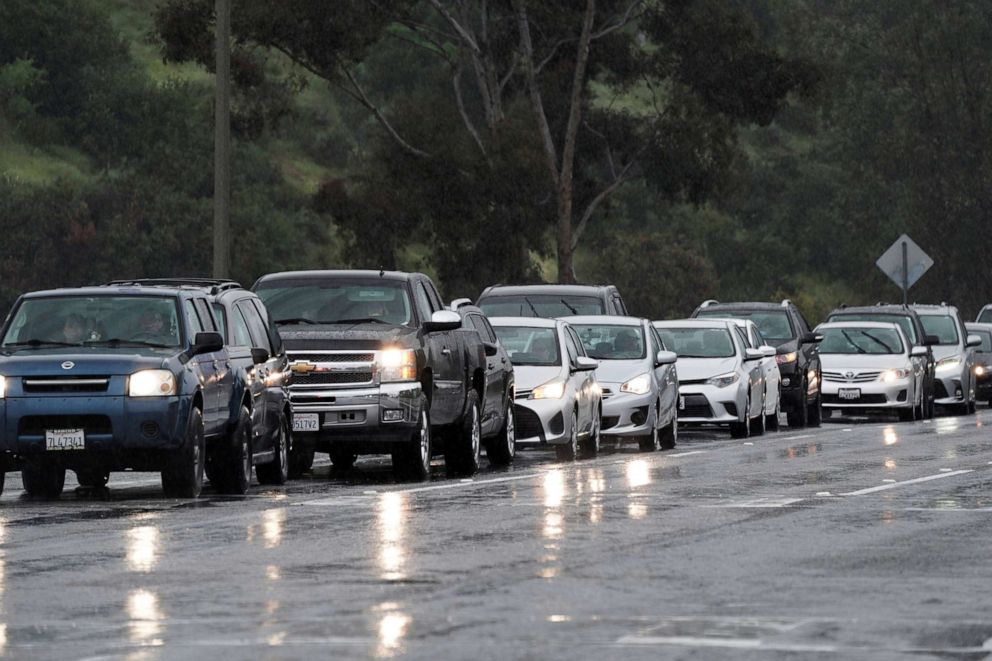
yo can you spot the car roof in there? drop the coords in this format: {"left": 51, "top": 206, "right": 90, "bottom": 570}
{"left": 21, "top": 286, "right": 189, "bottom": 299}
{"left": 653, "top": 319, "right": 736, "bottom": 329}
{"left": 254, "top": 270, "right": 417, "bottom": 284}
{"left": 910, "top": 304, "right": 958, "bottom": 315}
{"left": 828, "top": 305, "right": 920, "bottom": 317}
{"left": 817, "top": 321, "right": 903, "bottom": 331}
{"left": 563, "top": 315, "right": 643, "bottom": 326}
{"left": 696, "top": 301, "right": 789, "bottom": 312}
{"left": 489, "top": 316, "right": 560, "bottom": 329}
{"left": 694, "top": 316, "right": 755, "bottom": 329}
{"left": 479, "top": 284, "right": 614, "bottom": 297}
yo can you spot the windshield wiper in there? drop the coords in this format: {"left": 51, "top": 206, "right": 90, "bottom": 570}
{"left": 859, "top": 331, "right": 895, "bottom": 353}
{"left": 523, "top": 297, "right": 540, "bottom": 316}
{"left": 85, "top": 339, "right": 173, "bottom": 349}
{"left": 559, "top": 298, "right": 579, "bottom": 315}
{"left": 840, "top": 330, "right": 867, "bottom": 353}
{"left": 4, "top": 339, "right": 81, "bottom": 348}
{"left": 274, "top": 317, "right": 317, "bottom": 325}
{"left": 329, "top": 318, "right": 389, "bottom": 325}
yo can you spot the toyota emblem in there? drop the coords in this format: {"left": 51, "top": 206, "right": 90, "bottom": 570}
{"left": 845, "top": 371, "right": 854, "bottom": 380}
{"left": 61, "top": 361, "right": 75, "bottom": 370}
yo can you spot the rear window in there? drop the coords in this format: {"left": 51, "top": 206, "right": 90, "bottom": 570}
{"left": 571, "top": 324, "right": 645, "bottom": 360}
{"left": 479, "top": 294, "right": 603, "bottom": 318}
{"left": 826, "top": 313, "right": 918, "bottom": 344}
{"left": 655, "top": 327, "right": 735, "bottom": 359}
{"left": 819, "top": 327, "right": 904, "bottom": 355}
{"left": 919, "top": 315, "right": 959, "bottom": 345}
{"left": 696, "top": 309, "right": 794, "bottom": 344}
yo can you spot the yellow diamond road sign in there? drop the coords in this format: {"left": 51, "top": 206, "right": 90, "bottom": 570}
{"left": 876, "top": 234, "right": 933, "bottom": 290}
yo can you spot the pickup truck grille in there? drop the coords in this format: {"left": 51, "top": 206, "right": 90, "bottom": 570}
{"left": 287, "top": 350, "right": 377, "bottom": 390}
{"left": 290, "top": 352, "right": 374, "bottom": 363}
{"left": 292, "top": 372, "right": 374, "bottom": 386}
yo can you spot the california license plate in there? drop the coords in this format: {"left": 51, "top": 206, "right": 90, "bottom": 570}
{"left": 293, "top": 414, "right": 320, "bottom": 432}
{"left": 838, "top": 388, "right": 861, "bottom": 401}
{"left": 45, "top": 428, "right": 85, "bottom": 451}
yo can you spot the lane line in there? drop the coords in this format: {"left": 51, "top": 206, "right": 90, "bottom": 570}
{"left": 667, "top": 450, "right": 708, "bottom": 458}
{"left": 704, "top": 497, "right": 805, "bottom": 509}
{"left": 615, "top": 635, "right": 837, "bottom": 652}
{"left": 841, "top": 470, "right": 974, "bottom": 496}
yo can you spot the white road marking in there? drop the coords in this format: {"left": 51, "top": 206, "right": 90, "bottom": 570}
{"left": 705, "top": 497, "right": 804, "bottom": 509}
{"left": 815, "top": 491, "right": 833, "bottom": 496}
{"left": 939, "top": 468, "right": 953, "bottom": 472}
{"left": 615, "top": 635, "right": 836, "bottom": 652}
{"left": 779, "top": 434, "right": 815, "bottom": 441}
{"left": 841, "top": 470, "right": 974, "bottom": 496}
{"left": 668, "top": 450, "right": 708, "bottom": 457}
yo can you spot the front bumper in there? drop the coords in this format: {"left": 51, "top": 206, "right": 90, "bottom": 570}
{"left": 933, "top": 368, "right": 967, "bottom": 405}
{"left": 821, "top": 379, "right": 912, "bottom": 408}
{"left": 600, "top": 387, "right": 654, "bottom": 437}
{"left": 512, "top": 398, "right": 568, "bottom": 446}
{"left": 975, "top": 372, "right": 992, "bottom": 400}
{"left": 289, "top": 382, "right": 424, "bottom": 449}
{"left": 676, "top": 384, "right": 744, "bottom": 425}
{"left": 778, "top": 362, "right": 813, "bottom": 411}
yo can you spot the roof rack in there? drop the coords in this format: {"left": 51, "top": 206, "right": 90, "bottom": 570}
{"left": 106, "top": 278, "right": 243, "bottom": 295}
{"left": 449, "top": 298, "right": 473, "bottom": 310}
{"left": 699, "top": 299, "right": 719, "bottom": 308}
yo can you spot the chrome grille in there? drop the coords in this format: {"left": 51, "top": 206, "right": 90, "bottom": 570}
{"left": 288, "top": 350, "right": 376, "bottom": 389}
{"left": 823, "top": 371, "right": 881, "bottom": 383}
{"left": 289, "top": 352, "right": 374, "bottom": 363}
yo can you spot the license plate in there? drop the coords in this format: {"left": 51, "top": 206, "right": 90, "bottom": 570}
{"left": 45, "top": 428, "right": 85, "bottom": 451}
{"left": 838, "top": 388, "right": 861, "bottom": 400}
{"left": 293, "top": 414, "right": 320, "bottom": 432}
{"left": 678, "top": 395, "right": 686, "bottom": 410}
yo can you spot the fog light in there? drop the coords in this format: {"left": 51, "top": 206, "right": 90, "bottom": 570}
{"left": 955, "top": 388, "right": 963, "bottom": 398}
{"left": 382, "top": 409, "right": 404, "bottom": 422}
{"left": 782, "top": 377, "right": 791, "bottom": 387}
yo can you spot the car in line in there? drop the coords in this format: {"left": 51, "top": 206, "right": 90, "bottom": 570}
{"left": 965, "top": 322, "right": 992, "bottom": 406}
{"left": 911, "top": 304, "right": 980, "bottom": 414}
{"left": 653, "top": 319, "right": 767, "bottom": 438}
{"left": 824, "top": 304, "right": 937, "bottom": 418}
{"left": 815, "top": 321, "right": 927, "bottom": 421}
{"left": 477, "top": 284, "right": 628, "bottom": 318}
{"left": 691, "top": 300, "right": 822, "bottom": 428}
{"left": 253, "top": 270, "right": 489, "bottom": 480}
{"left": 722, "top": 318, "right": 783, "bottom": 430}
{"left": 976, "top": 305, "right": 992, "bottom": 324}
{"left": 490, "top": 317, "right": 601, "bottom": 461}
{"left": 568, "top": 315, "right": 679, "bottom": 451}
{"left": 0, "top": 284, "right": 282, "bottom": 498}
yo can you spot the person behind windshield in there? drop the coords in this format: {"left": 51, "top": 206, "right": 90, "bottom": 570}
{"left": 61, "top": 314, "right": 87, "bottom": 344}
{"left": 134, "top": 309, "right": 170, "bottom": 344}
{"left": 613, "top": 330, "right": 640, "bottom": 358}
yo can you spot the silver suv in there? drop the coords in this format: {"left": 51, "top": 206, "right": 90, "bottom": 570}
{"left": 911, "top": 304, "right": 981, "bottom": 414}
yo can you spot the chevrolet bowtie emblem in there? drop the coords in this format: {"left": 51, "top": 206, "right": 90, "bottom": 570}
{"left": 291, "top": 362, "right": 316, "bottom": 375}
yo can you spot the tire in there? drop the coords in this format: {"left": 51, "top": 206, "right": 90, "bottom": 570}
{"left": 807, "top": 387, "right": 822, "bottom": 428}
{"left": 256, "top": 414, "right": 290, "bottom": 485}
{"left": 214, "top": 405, "right": 252, "bottom": 495}
{"left": 485, "top": 400, "right": 515, "bottom": 467}
{"left": 75, "top": 468, "right": 110, "bottom": 488}
{"left": 786, "top": 380, "right": 809, "bottom": 428}
{"left": 329, "top": 448, "right": 357, "bottom": 471}
{"left": 22, "top": 461, "right": 66, "bottom": 498}
{"left": 766, "top": 389, "right": 781, "bottom": 431}
{"left": 730, "top": 395, "right": 751, "bottom": 439}
{"left": 659, "top": 413, "right": 678, "bottom": 450}
{"left": 446, "top": 391, "right": 481, "bottom": 477}
{"left": 392, "top": 407, "right": 431, "bottom": 481}
{"left": 555, "top": 411, "right": 579, "bottom": 462}
{"left": 162, "top": 406, "right": 206, "bottom": 498}
{"left": 579, "top": 408, "right": 600, "bottom": 459}
{"left": 287, "top": 442, "right": 315, "bottom": 479}
{"left": 638, "top": 406, "right": 660, "bottom": 452}
{"left": 0, "top": 472, "right": 5, "bottom": 497}
{"left": 750, "top": 393, "right": 767, "bottom": 436}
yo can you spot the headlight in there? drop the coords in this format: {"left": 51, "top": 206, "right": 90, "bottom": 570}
{"left": 775, "top": 352, "right": 797, "bottom": 365}
{"left": 936, "top": 356, "right": 961, "bottom": 371}
{"left": 976, "top": 365, "right": 986, "bottom": 376}
{"left": 378, "top": 348, "right": 417, "bottom": 382}
{"left": 620, "top": 373, "right": 651, "bottom": 395}
{"left": 706, "top": 372, "right": 740, "bottom": 388}
{"left": 880, "top": 369, "right": 910, "bottom": 384}
{"left": 0, "top": 375, "right": 6, "bottom": 399}
{"left": 129, "top": 370, "right": 176, "bottom": 397}
{"left": 531, "top": 380, "right": 565, "bottom": 399}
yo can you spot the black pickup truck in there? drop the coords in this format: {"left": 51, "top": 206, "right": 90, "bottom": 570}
{"left": 253, "top": 270, "right": 490, "bottom": 480}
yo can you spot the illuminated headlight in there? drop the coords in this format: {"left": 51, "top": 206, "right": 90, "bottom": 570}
{"left": 129, "top": 370, "right": 176, "bottom": 397}
{"left": 620, "top": 373, "right": 651, "bottom": 395}
{"left": 531, "top": 380, "right": 565, "bottom": 399}
{"left": 936, "top": 356, "right": 961, "bottom": 371}
{"left": 706, "top": 372, "right": 740, "bottom": 388}
{"left": 378, "top": 348, "right": 417, "bottom": 382}
{"left": 775, "top": 352, "right": 797, "bottom": 365}
{"left": 0, "top": 375, "right": 6, "bottom": 399}
{"left": 976, "top": 365, "right": 987, "bottom": 377}
{"left": 880, "top": 369, "right": 910, "bottom": 384}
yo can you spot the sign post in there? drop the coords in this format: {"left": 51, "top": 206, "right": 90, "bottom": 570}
{"left": 876, "top": 234, "right": 932, "bottom": 305}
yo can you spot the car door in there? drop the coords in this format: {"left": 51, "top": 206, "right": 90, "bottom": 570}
{"left": 468, "top": 313, "right": 501, "bottom": 434}
{"left": 752, "top": 325, "right": 780, "bottom": 411}
{"left": 196, "top": 297, "right": 234, "bottom": 429}
{"left": 652, "top": 326, "right": 678, "bottom": 424}
{"left": 417, "top": 280, "right": 460, "bottom": 425}
{"left": 223, "top": 300, "right": 264, "bottom": 443}
{"left": 734, "top": 326, "right": 762, "bottom": 417}
{"left": 184, "top": 299, "right": 221, "bottom": 433}
{"left": 564, "top": 326, "right": 593, "bottom": 434}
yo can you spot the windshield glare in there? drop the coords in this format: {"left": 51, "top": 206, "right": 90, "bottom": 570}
{"left": 255, "top": 280, "right": 413, "bottom": 326}
{"left": 3, "top": 296, "right": 182, "bottom": 348}
{"left": 827, "top": 313, "right": 918, "bottom": 344}
{"left": 656, "top": 327, "right": 735, "bottom": 358}
{"left": 819, "top": 327, "right": 904, "bottom": 355}
{"left": 696, "top": 309, "right": 794, "bottom": 343}
{"left": 919, "top": 315, "right": 959, "bottom": 345}
{"left": 572, "top": 324, "right": 645, "bottom": 360}
{"left": 479, "top": 295, "right": 603, "bottom": 318}
{"left": 492, "top": 326, "right": 561, "bottom": 366}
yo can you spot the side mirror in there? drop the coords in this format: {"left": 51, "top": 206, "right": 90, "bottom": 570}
{"left": 483, "top": 341, "right": 499, "bottom": 357}
{"left": 573, "top": 356, "right": 598, "bottom": 372}
{"left": 967, "top": 334, "right": 982, "bottom": 348}
{"left": 251, "top": 347, "right": 270, "bottom": 364}
{"left": 424, "top": 310, "right": 462, "bottom": 333}
{"left": 925, "top": 334, "right": 941, "bottom": 346}
{"left": 910, "top": 346, "right": 929, "bottom": 357}
{"left": 801, "top": 332, "right": 822, "bottom": 344}
{"left": 744, "top": 348, "right": 764, "bottom": 362}
{"left": 190, "top": 331, "right": 224, "bottom": 357}
{"left": 759, "top": 345, "right": 777, "bottom": 358}
{"left": 655, "top": 350, "right": 677, "bottom": 366}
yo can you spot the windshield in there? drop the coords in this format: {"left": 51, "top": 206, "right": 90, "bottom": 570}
{"left": 818, "top": 327, "right": 904, "bottom": 354}
{"left": 571, "top": 324, "right": 645, "bottom": 360}
{"left": 979, "top": 309, "right": 992, "bottom": 324}
{"left": 255, "top": 279, "right": 414, "bottom": 326}
{"left": 826, "top": 313, "right": 918, "bottom": 344}
{"left": 919, "top": 315, "right": 959, "bottom": 345}
{"left": 492, "top": 326, "right": 561, "bottom": 366}
{"left": 2, "top": 296, "right": 182, "bottom": 348}
{"left": 696, "top": 309, "right": 794, "bottom": 344}
{"left": 972, "top": 330, "right": 992, "bottom": 352}
{"left": 479, "top": 295, "right": 603, "bottom": 318}
{"left": 655, "top": 327, "right": 735, "bottom": 359}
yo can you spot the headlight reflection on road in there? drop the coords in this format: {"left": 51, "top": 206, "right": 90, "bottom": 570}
{"left": 543, "top": 470, "right": 565, "bottom": 508}
{"left": 126, "top": 526, "right": 160, "bottom": 573}
{"left": 884, "top": 458, "right": 897, "bottom": 470}
{"left": 540, "top": 469, "right": 567, "bottom": 580}
{"left": 377, "top": 492, "right": 408, "bottom": 581}
{"left": 263, "top": 509, "right": 286, "bottom": 549}
{"left": 126, "top": 589, "right": 164, "bottom": 647}
{"left": 935, "top": 417, "right": 960, "bottom": 435}
{"left": 586, "top": 469, "right": 605, "bottom": 524}
{"left": 626, "top": 460, "right": 651, "bottom": 520}
{"left": 883, "top": 427, "right": 898, "bottom": 446}
{"left": 373, "top": 603, "right": 411, "bottom": 658}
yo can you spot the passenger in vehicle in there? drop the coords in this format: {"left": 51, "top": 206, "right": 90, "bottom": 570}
{"left": 531, "top": 336, "right": 557, "bottom": 363}
{"left": 135, "top": 310, "right": 170, "bottom": 344}
{"left": 61, "top": 314, "right": 86, "bottom": 344}
{"left": 613, "top": 330, "right": 641, "bottom": 358}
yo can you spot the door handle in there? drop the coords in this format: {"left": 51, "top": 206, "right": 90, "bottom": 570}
{"left": 442, "top": 348, "right": 451, "bottom": 356}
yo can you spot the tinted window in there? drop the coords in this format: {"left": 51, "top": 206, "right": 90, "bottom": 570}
{"left": 185, "top": 300, "right": 204, "bottom": 336}
{"left": 656, "top": 327, "right": 735, "bottom": 358}
{"left": 230, "top": 306, "right": 254, "bottom": 347}
{"left": 826, "top": 313, "right": 918, "bottom": 344}
{"left": 492, "top": 326, "right": 561, "bottom": 366}
{"left": 479, "top": 295, "right": 604, "bottom": 318}
{"left": 194, "top": 299, "right": 216, "bottom": 332}
{"left": 468, "top": 314, "right": 496, "bottom": 343}
{"left": 735, "top": 326, "right": 752, "bottom": 348}
{"left": 212, "top": 304, "right": 227, "bottom": 340}
{"left": 239, "top": 301, "right": 272, "bottom": 352}
{"left": 571, "top": 324, "right": 646, "bottom": 360}
{"left": 696, "top": 309, "right": 794, "bottom": 344}
{"left": 251, "top": 299, "right": 283, "bottom": 354}
{"left": 255, "top": 279, "right": 414, "bottom": 326}
{"left": 919, "top": 315, "right": 959, "bottom": 345}
{"left": 819, "top": 327, "right": 904, "bottom": 355}
{"left": 567, "top": 327, "right": 587, "bottom": 357}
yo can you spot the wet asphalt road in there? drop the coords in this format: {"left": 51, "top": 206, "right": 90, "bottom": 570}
{"left": 2, "top": 410, "right": 992, "bottom": 660}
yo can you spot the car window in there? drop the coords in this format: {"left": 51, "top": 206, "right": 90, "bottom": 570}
{"left": 239, "top": 301, "right": 272, "bottom": 352}
{"left": 571, "top": 324, "right": 645, "bottom": 360}
{"left": 652, "top": 327, "right": 668, "bottom": 351}
{"left": 479, "top": 294, "right": 604, "bottom": 318}
{"left": 418, "top": 283, "right": 437, "bottom": 314}
{"left": 735, "top": 326, "right": 752, "bottom": 348}
{"left": 185, "top": 300, "right": 205, "bottom": 336}
{"left": 193, "top": 299, "right": 216, "bottom": 332}
{"left": 211, "top": 304, "right": 227, "bottom": 340}
{"left": 492, "top": 326, "right": 561, "bottom": 366}
{"left": 752, "top": 326, "right": 767, "bottom": 347}
{"left": 656, "top": 327, "right": 735, "bottom": 358}
{"left": 567, "top": 327, "right": 588, "bottom": 358}
{"left": 972, "top": 329, "right": 992, "bottom": 352}
{"left": 254, "top": 278, "right": 415, "bottom": 326}
{"left": 424, "top": 280, "right": 445, "bottom": 312}
{"left": 819, "top": 327, "right": 904, "bottom": 354}
{"left": 919, "top": 314, "right": 960, "bottom": 345}
{"left": 827, "top": 313, "right": 918, "bottom": 344}
{"left": 478, "top": 316, "right": 498, "bottom": 344}
{"left": 979, "top": 308, "right": 992, "bottom": 324}
{"left": 230, "top": 305, "right": 254, "bottom": 347}
{"left": 251, "top": 298, "right": 283, "bottom": 355}
{"left": 696, "top": 309, "right": 794, "bottom": 344}
{"left": 468, "top": 314, "right": 496, "bottom": 343}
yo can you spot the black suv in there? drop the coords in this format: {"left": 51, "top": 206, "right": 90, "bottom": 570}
{"left": 476, "top": 284, "right": 628, "bottom": 318}
{"left": 824, "top": 304, "right": 937, "bottom": 418}
{"left": 450, "top": 299, "right": 515, "bottom": 465}
{"left": 253, "top": 270, "right": 491, "bottom": 480}
{"left": 691, "top": 299, "right": 823, "bottom": 427}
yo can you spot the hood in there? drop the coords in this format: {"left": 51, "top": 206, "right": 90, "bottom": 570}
{"left": 593, "top": 359, "right": 647, "bottom": 385}
{"left": 930, "top": 344, "right": 962, "bottom": 361}
{"left": 676, "top": 357, "right": 738, "bottom": 381}
{"left": 279, "top": 323, "right": 418, "bottom": 350}
{"left": 513, "top": 365, "right": 566, "bottom": 390}
{"left": 0, "top": 348, "right": 172, "bottom": 377}
{"left": 820, "top": 353, "right": 912, "bottom": 372}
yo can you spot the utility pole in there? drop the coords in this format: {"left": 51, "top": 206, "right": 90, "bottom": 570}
{"left": 212, "top": 0, "right": 231, "bottom": 278}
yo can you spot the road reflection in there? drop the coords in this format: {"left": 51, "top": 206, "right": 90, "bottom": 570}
{"left": 626, "top": 460, "right": 651, "bottom": 520}
{"left": 373, "top": 602, "right": 411, "bottom": 658}
{"left": 126, "top": 526, "right": 160, "bottom": 573}
{"left": 377, "top": 492, "right": 408, "bottom": 581}
{"left": 586, "top": 468, "right": 605, "bottom": 524}
{"left": 883, "top": 426, "right": 898, "bottom": 446}
{"left": 263, "top": 509, "right": 285, "bottom": 549}
{"left": 540, "top": 469, "right": 566, "bottom": 580}
{"left": 126, "top": 589, "right": 164, "bottom": 647}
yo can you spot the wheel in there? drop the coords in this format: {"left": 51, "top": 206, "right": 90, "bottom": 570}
{"left": 786, "top": 379, "right": 809, "bottom": 428}
{"left": 162, "top": 406, "right": 206, "bottom": 498}
{"left": 766, "top": 389, "right": 781, "bottom": 431}
{"left": 22, "top": 461, "right": 66, "bottom": 498}
{"left": 659, "top": 413, "right": 678, "bottom": 450}
{"left": 638, "top": 406, "right": 660, "bottom": 452}
{"left": 75, "top": 468, "right": 110, "bottom": 488}
{"left": 555, "top": 411, "right": 579, "bottom": 461}
{"left": 485, "top": 400, "right": 515, "bottom": 467}
{"left": 256, "top": 414, "right": 290, "bottom": 485}
{"left": 579, "top": 408, "right": 600, "bottom": 459}
{"left": 329, "top": 448, "right": 357, "bottom": 471}
{"left": 446, "top": 391, "right": 481, "bottom": 477}
{"left": 807, "top": 387, "right": 822, "bottom": 427}
{"left": 214, "top": 405, "right": 252, "bottom": 495}
{"left": 750, "top": 393, "right": 767, "bottom": 436}
{"left": 730, "top": 395, "right": 751, "bottom": 439}
{"left": 392, "top": 407, "right": 431, "bottom": 481}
